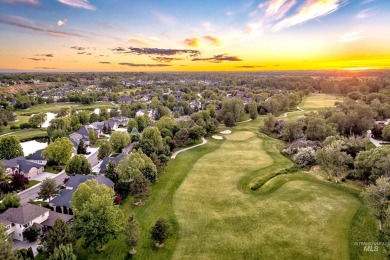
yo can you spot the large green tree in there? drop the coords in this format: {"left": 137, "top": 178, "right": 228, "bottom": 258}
{"left": 280, "top": 119, "right": 304, "bottom": 142}
{"left": 65, "top": 155, "right": 92, "bottom": 176}
{"left": 383, "top": 124, "right": 390, "bottom": 141}
{"left": 88, "top": 129, "right": 98, "bottom": 146}
{"left": 220, "top": 98, "right": 244, "bottom": 126}
{"left": 362, "top": 177, "right": 390, "bottom": 230}
{"left": 354, "top": 146, "right": 390, "bottom": 181}
{"left": 125, "top": 215, "right": 140, "bottom": 254}
{"left": 42, "top": 137, "right": 73, "bottom": 165}
{"left": 71, "top": 180, "right": 124, "bottom": 249}
{"left": 38, "top": 178, "right": 57, "bottom": 201}
{"left": 305, "top": 114, "right": 336, "bottom": 141}
{"left": 131, "top": 174, "right": 151, "bottom": 204}
{"left": 0, "top": 192, "right": 20, "bottom": 213}
{"left": 110, "top": 131, "right": 130, "bottom": 153}
{"left": 29, "top": 112, "right": 47, "bottom": 128}
{"left": 247, "top": 102, "right": 258, "bottom": 120}
{"left": 117, "top": 149, "right": 157, "bottom": 184}
{"left": 262, "top": 113, "right": 277, "bottom": 134}
{"left": 98, "top": 140, "right": 112, "bottom": 160}
{"left": 0, "top": 135, "right": 23, "bottom": 160}
{"left": 48, "top": 244, "right": 76, "bottom": 260}
{"left": 0, "top": 225, "right": 16, "bottom": 260}
{"left": 105, "top": 161, "right": 119, "bottom": 185}
{"left": 316, "top": 140, "right": 353, "bottom": 183}
{"left": 46, "top": 218, "right": 73, "bottom": 253}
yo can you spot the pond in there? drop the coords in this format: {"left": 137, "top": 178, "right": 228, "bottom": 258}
{"left": 93, "top": 108, "right": 112, "bottom": 115}
{"left": 21, "top": 140, "right": 48, "bottom": 157}
{"left": 30, "top": 112, "right": 57, "bottom": 128}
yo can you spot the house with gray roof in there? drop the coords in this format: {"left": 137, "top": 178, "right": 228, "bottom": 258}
{"left": 2, "top": 156, "right": 45, "bottom": 179}
{"left": 50, "top": 175, "right": 114, "bottom": 208}
{"left": 0, "top": 203, "right": 73, "bottom": 241}
{"left": 27, "top": 149, "right": 47, "bottom": 165}
{"left": 0, "top": 203, "right": 49, "bottom": 241}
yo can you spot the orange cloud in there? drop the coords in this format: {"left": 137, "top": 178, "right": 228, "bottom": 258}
{"left": 184, "top": 37, "right": 200, "bottom": 47}
{"left": 203, "top": 35, "right": 222, "bottom": 46}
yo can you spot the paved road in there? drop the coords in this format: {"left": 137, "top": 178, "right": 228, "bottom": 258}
{"left": 171, "top": 137, "right": 207, "bottom": 159}
{"left": 366, "top": 130, "right": 390, "bottom": 147}
{"left": 19, "top": 171, "right": 68, "bottom": 204}
{"left": 18, "top": 149, "right": 100, "bottom": 204}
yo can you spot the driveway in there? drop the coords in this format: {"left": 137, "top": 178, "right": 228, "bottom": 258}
{"left": 30, "top": 172, "right": 56, "bottom": 182}
{"left": 13, "top": 240, "right": 39, "bottom": 256}
{"left": 18, "top": 148, "right": 100, "bottom": 204}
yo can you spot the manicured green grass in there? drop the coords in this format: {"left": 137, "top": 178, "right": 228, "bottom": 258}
{"left": 300, "top": 93, "right": 342, "bottom": 110}
{"left": 24, "top": 180, "right": 40, "bottom": 189}
{"left": 172, "top": 126, "right": 383, "bottom": 259}
{"left": 14, "top": 129, "right": 48, "bottom": 141}
{"left": 75, "top": 138, "right": 223, "bottom": 260}
{"left": 15, "top": 102, "right": 116, "bottom": 116}
{"left": 284, "top": 93, "right": 341, "bottom": 119}
{"left": 74, "top": 103, "right": 382, "bottom": 259}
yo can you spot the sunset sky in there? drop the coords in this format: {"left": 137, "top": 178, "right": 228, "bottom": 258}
{"left": 0, "top": 0, "right": 389, "bottom": 71}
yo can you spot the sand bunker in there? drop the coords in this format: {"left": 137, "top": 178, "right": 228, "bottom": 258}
{"left": 212, "top": 135, "right": 223, "bottom": 140}
{"left": 220, "top": 130, "right": 232, "bottom": 135}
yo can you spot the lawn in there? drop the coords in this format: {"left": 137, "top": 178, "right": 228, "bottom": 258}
{"left": 24, "top": 180, "right": 40, "bottom": 189}
{"left": 7, "top": 129, "right": 48, "bottom": 141}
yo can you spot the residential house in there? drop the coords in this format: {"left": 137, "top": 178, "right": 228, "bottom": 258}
{"left": 0, "top": 203, "right": 73, "bottom": 241}
{"left": 235, "top": 90, "right": 245, "bottom": 98}
{"left": 111, "top": 116, "right": 129, "bottom": 127}
{"left": 242, "top": 97, "right": 253, "bottom": 104}
{"left": 50, "top": 175, "right": 115, "bottom": 209}
{"left": 27, "top": 149, "right": 47, "bottom": 165}
{"left": 98, "top": 143, "right": 133, "bottom": 174}
{"left": 1, "top": 156, "right": 46, "bottom": 179}
{"left": 118, "top": 96, "right": 133, "bottom": 104}
{"left": 136, "top": 109, "right": 155, "bottom": 120}
{"left": 68, "top": 125, "right": 99, "bottom": 149}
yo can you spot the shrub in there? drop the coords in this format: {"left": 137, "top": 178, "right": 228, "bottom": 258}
{"left": 292, "top": 147, "right": 316, "bottom": 166}
{"left": 19, "top": 123, "right": 32, "bottom": 129}
{"left": 151, "top": 218, "right": 170, "bottom": 246}
{"left": 283, "top": 139, "right": 320, "bottom": 155}
{"left": 114, "top": 194, "right": 122, "bottom": 205}
{"left": 10, "top": 125, "right": 19, "bottom": 130}
{"left": 23, "top": 226, "right": 41, "bottom": 242}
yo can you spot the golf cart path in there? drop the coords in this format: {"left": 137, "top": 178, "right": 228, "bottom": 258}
{"left": 171, "top": 137, "right": 207, "bottom": 159}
